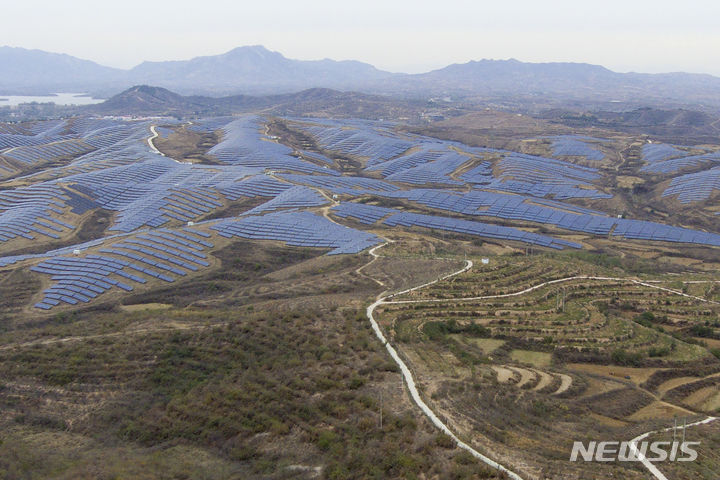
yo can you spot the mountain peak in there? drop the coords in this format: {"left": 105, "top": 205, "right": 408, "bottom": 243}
{"left": 225, "top": 45, "right": 275, "bottom": 55}
{"left": 89, "top": 85, "right": 189, "bottom": 115}
{"left": 124, "top": 84, "right": 179, "bottom": 97}
{"left": 218, "top": 45, "right": 288, "bottom": 65}
{"left": 123, "top": 46, "right": 390, "bottom": 95}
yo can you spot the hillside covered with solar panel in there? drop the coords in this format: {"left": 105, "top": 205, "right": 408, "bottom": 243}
{"left": 1, "top": 111, "right": 719, "bottom": 313}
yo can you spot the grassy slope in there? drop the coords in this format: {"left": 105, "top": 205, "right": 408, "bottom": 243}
{"left": 0, "top": 242, "right": 506, "bottom": 480}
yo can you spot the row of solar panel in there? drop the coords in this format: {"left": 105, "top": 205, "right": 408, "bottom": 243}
{"left": 662, "top": 166, "right": 720, "bottom": 203}
{"left": 27, "top": 223, "right": 216, "bottom": 309}
{"left": 208, "top": 116, "right": 331, "bottom": 175}
{"left": 331, "top": 202, "right": 396, "bottom": 224}
{"left": 642, "top": 143, "right": 687, "bottom": 163}
{"left": 641, "top": 152, "right": 720, "bottom": 175}
{"left": 380, "top": 188, "right": 720, "bottom": 247}
{"left": 383, "top": 211, "right": 580, "bottom": 250}
{"left": 32, "top": 255, "right": 141, "bottom": 309}
{"left": 550, "top": 136, "right": 605, "bottom": 161}
{"left": 4, "top": 140, "right": 94, "bottom": 165}
{"left": 210, "top": 211, "right": 382, "bottom": 255}
{"left": 300, "top": 122, "right": 413, "bottom": 167}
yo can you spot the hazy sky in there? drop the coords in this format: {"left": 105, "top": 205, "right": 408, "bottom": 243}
{"left": 4, "top": 0, "right": 720, "bottom": 75}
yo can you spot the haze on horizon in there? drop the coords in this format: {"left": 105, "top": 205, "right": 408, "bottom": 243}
{"left": 3, "top": 0, "right": 720, "bottom": 76}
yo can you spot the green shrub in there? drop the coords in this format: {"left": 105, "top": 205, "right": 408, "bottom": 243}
{"left": 435, "top": 432, "right": 456, "bottom": 449}
{"left": 611, "top": 348, "right": 644, "bottom": 366}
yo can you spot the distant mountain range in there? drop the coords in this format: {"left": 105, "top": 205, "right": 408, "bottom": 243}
{"left": 405, "top": 59, "right": 720, "bottom": 108}
{"left": 129, "top": 46, "right": 392, "bottom": 94}
{"left": 0, "top": 46, "right": 120, "bottom": 94}
{"left": 0, "top": 45, "right": 392, "bottom": 96}
{"left": 4, "top": 45, "right": 720, "bottom": 110}
{"left": 89, "top": 85, "right": 422, "bottom": 119}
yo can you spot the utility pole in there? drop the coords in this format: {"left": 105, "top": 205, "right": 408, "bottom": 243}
{"left": 379, "top": 390, "right": 383, "bottom": 430}
{"left": 682, "top": 418, "right": 686, "bottom": 444}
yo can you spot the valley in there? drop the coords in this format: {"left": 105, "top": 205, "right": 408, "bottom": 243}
{"left": 0, "top": 91, "right": 718, "bottom": 478}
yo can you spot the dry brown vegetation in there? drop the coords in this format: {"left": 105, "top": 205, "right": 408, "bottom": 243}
{"left": 0, "top": 241, "right": 509, "bottom": 479}
{"left": 153, "top": 125, "right": 221, "bottom": 164}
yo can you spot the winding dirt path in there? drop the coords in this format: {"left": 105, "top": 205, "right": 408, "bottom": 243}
{"left": 386, "top": 275, "right": 719, "bottom": 306}
{"left": 365, "top": 245, "right": 524, "bottom": 480}
{"left": 147, "top": 125, "right": 165, "bottom": 157}
{"left": 629, "top": 416, "right": 718, "bottom": 480}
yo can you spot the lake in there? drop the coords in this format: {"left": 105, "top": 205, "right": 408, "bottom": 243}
{"left": 0, "top": 93, "right": 104, "bottom": 106}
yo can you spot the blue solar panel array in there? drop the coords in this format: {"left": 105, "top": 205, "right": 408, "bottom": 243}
{"left": 208, "top": 116, "right": 333, "bottom": 175}
{"left": 31, "top": 255, "right": 140, "bottom": 309}
{"left": 211, "top": 211, "right": 381, "bottom": 255}
{"left": 280, "top": 173, "right": 399, "bottom": 195}
{"left": 384, "top": 147, "right": 468, "bottom": 185}
{"left": 2, "top": 114, "right": 720, "bottom": 313}
{"left": 0, "top": 185, "right": 74, "bottom": 244}
{"left": 0, "top": 120, "right": 70, "bottom": 153}
{"left": 0, "top": 236, "right": 119, "bottom": 268}
{"left": 3, "top": 139, "right": 94, "bottom": 166}
{"left": 550, "top": 135, "right": 606, "bottom": 161}
{"left": 0, "top": 132, "right": 55, "bottom": 150}
{"left": 219, "top": 174, "right": 291, "bottom": 200}
{"left": 484, "top": 180, "right": 609, "bottom": 200}
{"left": 331, "top": 202, "right": 584, "bottom": 249}
{"left": 331, "top": 202, "right": 396, "bottom": 224}
{"left": 367, "top": 145, "right": 451, "bottom": 177}
{"left": 662, "top": 166, "right": 720, "bottom": 203}
{"left": 611, "top": 218, "right": 720, "bottom": 245}
{"left": 29, "top": 228, "right": 214, "bottom": 310}
{"left": 61, "top": 159, "right": 259, "bottom": 231}
{"left": 297, "top": 119, "right": 610, "bottom": 200}
{"left": 384, "top": 211, "right": 581, "bottom": 250}
{"left": 186, "top": 117, "right": 234, "bottom": 133}
{"left": 242, "top": 186, "right": 328, "bottom": 215}
{"left": 155, "top": 127, "right": 174, "bottom": 139}
{"left": 640, "top": 151, "right": 720, "bottom": 174}
{"left": 0, "top": 123, "right": 31, "bottom": 135}
{"left": 489, "top": 153, "right": 610, "bottom": 200}
{"left": 642, "top": 143, "right": 686, "bottom": 163}
{"left": 379, "top": 188, "right": 720, "bottom": 246}
{"left": 0, "top": 118, "right": 160, "bottom": 181}
{"left": 458, "top": 162, "right": 494, "bottom": 185}
{"left": 1, "top": 119, "right": 165, "bottom": 184}
{"left": 299, "top": 121, "right": 413, "bottom": 167}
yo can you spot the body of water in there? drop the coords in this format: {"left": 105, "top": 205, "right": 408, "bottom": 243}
{"left": 0, "top": 93, "right": 104, "bottom": 106}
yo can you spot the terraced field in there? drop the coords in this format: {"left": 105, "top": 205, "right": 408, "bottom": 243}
{"left": 372, "top": 251, "right": 720, "bottom": 479}
{"left": 383, "top": 256, "right": 716, "bottom": 361}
